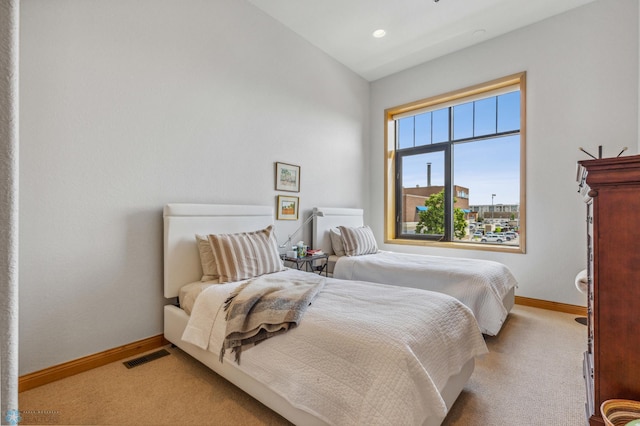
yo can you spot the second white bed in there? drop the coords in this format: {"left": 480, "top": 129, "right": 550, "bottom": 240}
{"left": 313, "top": 207, "right": 518, "bottom": 336}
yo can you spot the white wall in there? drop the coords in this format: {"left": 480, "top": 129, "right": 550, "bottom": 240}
{"left": 369, "top": 0, "right": 638, "bottom": 306}
{"left": 19, "top": 0, "right": 369, "bottom": 375}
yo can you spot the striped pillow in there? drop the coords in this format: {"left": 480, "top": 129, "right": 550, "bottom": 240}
{"left": 338, "top": 225, "right": 378, "bottom": 256}
{"left": 208, "top": 225, "right": 284, "bottom": 283}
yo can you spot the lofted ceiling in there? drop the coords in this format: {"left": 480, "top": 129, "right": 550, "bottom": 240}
{"left": 248, "top": 0, "right": 598, "bottom": 81}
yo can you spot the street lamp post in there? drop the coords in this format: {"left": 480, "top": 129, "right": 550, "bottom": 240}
{"left": 491, "top": 194, "right": 496, "bottom": 222}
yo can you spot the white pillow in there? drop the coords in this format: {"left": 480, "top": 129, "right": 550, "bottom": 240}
{"left": 329, "top": 228, "right": 345, "bottom": 257}
{"left": 207, "top": 225, "right": 285, "bottom": 283}
{"left": 196, "top": 234, "right": 218, "bottom": 282}
{"left": 338, "top": 225, "right": 378, "bottom": 256}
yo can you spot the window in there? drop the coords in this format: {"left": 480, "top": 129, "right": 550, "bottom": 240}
{"left": 384, "top": 73, "right": 526, "bottom": 253}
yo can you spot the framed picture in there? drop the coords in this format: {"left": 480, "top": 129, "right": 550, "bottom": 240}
{"left": 275, "top": 162, "right": 300, "bottom": 192}
{"left": 277, "top": 195, "right": 299, "bottom": 220}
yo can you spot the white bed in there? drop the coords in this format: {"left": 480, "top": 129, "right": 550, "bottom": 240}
{"left": 163, "top": 203, "right": 488, "bottom": 426}
{"left": 312, "top": 207, "right": 518, "bottom": 336}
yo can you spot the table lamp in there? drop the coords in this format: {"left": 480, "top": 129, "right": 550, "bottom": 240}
{"left": 279, "top": 210, "right": 324, "bottom": 249}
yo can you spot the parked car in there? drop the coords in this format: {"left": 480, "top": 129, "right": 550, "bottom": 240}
{"left": 505, "top": 231, "right": 517, "bottom": 240}
{"left": 481, "top": 234, "right": 505, "bottom": 243}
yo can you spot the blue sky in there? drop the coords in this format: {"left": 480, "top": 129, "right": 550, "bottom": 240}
{"left": 399, "top": 92, "right": 520, "bottom": 205}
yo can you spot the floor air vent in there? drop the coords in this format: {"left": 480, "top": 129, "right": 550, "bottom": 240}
{"left": 123, "top": 349, "right": 170, "bottom": 369}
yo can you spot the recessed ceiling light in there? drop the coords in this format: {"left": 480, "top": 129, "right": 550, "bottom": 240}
{"left": 372, "top": 29, "right": 386, "bottom": 38}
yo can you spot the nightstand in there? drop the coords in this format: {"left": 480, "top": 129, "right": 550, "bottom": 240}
{"left": 280, "top": 253, "right": 328, "bottom": 276}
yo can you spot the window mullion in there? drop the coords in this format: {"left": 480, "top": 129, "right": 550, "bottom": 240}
{"left": 430, "top": 112, "right": 433, "bottom": 146}
{"left": 472, "top": 101, "right": 476, "bottom": 138}
{"left": 413, "top": 116, "right": 416, "bottom": 148}
{"left": 494, "top": 96, "right": 498, "bottom": 134}
{"left": 395, "top": 122, "right": 403, "bottom": 237}
{"left": 445, "top": 109, "right": 454, "bottom": 241}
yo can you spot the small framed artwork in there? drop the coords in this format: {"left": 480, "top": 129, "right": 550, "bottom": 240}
{"left": 277, "top": 195, "right": 299, "bottom": 220}
{"left": 275, "top": 162, "right": 300, "bottom": 192}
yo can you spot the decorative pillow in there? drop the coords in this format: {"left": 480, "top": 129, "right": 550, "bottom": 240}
{"left": 207, "top": 225, "right": 284, "bottom": 283}
{"left": 329, "top": 228, "right": 346, "bottom": 257}
{"left": 338, "top": 225, "right": 378, "bottom": 256}
{"left": 196, "top": 234, "right": 218, "bottom": 282}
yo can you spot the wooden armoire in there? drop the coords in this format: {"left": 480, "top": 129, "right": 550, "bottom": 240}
{"left": 577, "top": 154, "right": 640, "bottom": 425}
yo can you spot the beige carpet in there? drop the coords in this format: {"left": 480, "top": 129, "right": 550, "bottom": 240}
{"left": 19, "top": 305, "right": 586, "bottom": 425}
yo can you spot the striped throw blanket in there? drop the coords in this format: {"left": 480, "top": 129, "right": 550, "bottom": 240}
{"left": 220, "top": 274, "right": 325, "bottom": 363}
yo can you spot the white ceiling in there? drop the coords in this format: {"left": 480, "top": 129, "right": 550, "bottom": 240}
{"left": 248, "top": 0, "right": 598, "bottom": 81}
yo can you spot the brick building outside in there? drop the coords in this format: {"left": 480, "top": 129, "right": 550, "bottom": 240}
{"left": 402, "top": 185, "right": 470, "bottom": 223}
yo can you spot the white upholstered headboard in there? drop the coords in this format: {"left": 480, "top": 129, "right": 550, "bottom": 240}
{"left": 312, "top": 207, "right": 364, "bottom": 255}
{"left": 163, "top": 203, "right": 274, "bottom": 298}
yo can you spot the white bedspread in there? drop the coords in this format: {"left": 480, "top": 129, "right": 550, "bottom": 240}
{"left": 333, "top": 251, "right": 518, "bottom": 335}
{"left": 182, "top": 269, "right": 488, "bottom": 425}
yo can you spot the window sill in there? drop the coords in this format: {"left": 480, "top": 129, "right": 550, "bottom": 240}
{"left": 384, "top": 238, "right": 525, "bottom": 254}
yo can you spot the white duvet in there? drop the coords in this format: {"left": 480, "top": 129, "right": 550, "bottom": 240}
{"left": 182, "top": 268, "right": 488, "bottom": 426}
{"left": 333, "top": 251, "right": 518, "bottom": 336}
